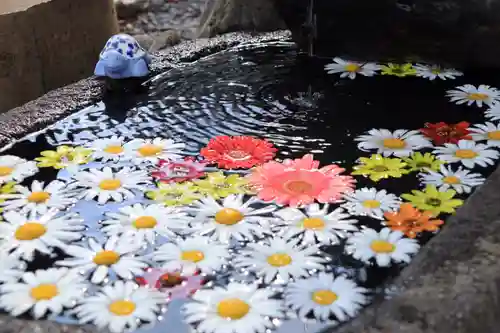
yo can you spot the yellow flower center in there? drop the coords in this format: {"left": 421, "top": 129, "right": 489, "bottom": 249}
{"left": 443, "top": 176, "right": 460, "bottom": 184}
{"left": 372, "top": 165, "right": 389, "bottom": 172}
{"left": 181, "top": 250, "right": 205, "bottom": 263}
{"left": 487, "top": 130, "right": 500, "bottom": 140}
{"left": 99, "top": 179, "right": 122, "bottom": 191}
{"left": 104, "top": 145, "right": 124, "bottom": 154}
{"left": 284, "top": 180, "right": 313, "bottom": 194}
{"left": 311, "top": 290, "right": 338, "bottom": 305}
{"left": 214, "top": 208, "right": 244, "bottom": 225}
{"left": 15, "top": 223, "right": 47, "bottom": 240}
{"left": 416, "top": 162, "right": 431, "bottom": 168}
{"left": 425, "top": 198, "right": 442, "bottom": 207}
{"left": 93, "top": 251, "right": 120, "bottom": 265}
{"left": 133, "top": 216, "right": 157, "bottom": 229}
{"left": 362, "top": 200, "right": 381, "bottom": 208}
{"left": 0, "top": 166, "right": 13, "bottom": 176}
{"left": 217, "top": 298, "right": 250, "bottom": 320}
{"left": 138, "top": 144, "right": 162, "bottom": 157}
{"left": 267, "top": 253, "right": 292, "bottom": 267}
{"left": 109, "top": 300, "right": 136, "bottom": 316}
{"left": 454, "top": 149, "right": 478, "bottom": 159}
{"left": 370, "top": 240, "right": 395, "bottom": 253}
{"left": 27, "top": 191, "right": 50, "bottom": 203}
{"left": 302, "top": 217, "right": 325, "bottom": 230}
{"left": 345, "top": 63, "right": 360, "bottom": 72}
{"left": 468, "top": 93, "right": 488, "bottom": 101}
{"left": 30, "top": 284, "right": 58, "bottom": 300}
{"left": 430, "top": 68, "right": 442, "bottom": 74}
{"left": 382, "top": 138, "right": 406, "bottom": 149}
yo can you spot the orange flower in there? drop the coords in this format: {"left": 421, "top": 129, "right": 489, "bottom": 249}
{"left": 383, "top": 203, "right": 444, "bottom": 238}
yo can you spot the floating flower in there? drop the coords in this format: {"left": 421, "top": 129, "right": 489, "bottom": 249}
{"left": 355, "top": 129, "right": 432, "bottom": 157}
{"left": 0, "top": 180, "right": 76, "bottom": 215}
{"left": 188, "top": 194, "right": 276, "bottom": 243}
{"left": 69, "top": 166, "right": 150, "bottom": 204}
{"left": 401, "top": 185, "right": 463, "bottom": 216}
{"left": 432, "top": 139, "right": 499, "bottom": 168}
{"left": 351, "top": 154, "right": 409, "bottom": 182}
{"left": 123, "top": 137, "right": 185, "bottom": 165}
{"left": 248, "top": 154, "right": 355, "bottom": 207}
{"left": 284, "top": 272, "right": 369, "bottom": 322}
{"left": 420, "top": 121, "right": 472, "bottom": 145}
{"left": 341, "top": 188, "right": 400, "bottom": 219}
{"left": 273, "top": 204, "right": 358, "bottom": 245}
{"left": 0, "top": 210, "right": 84, "bottom": 261}
{"left": 0, "top": 268, "right": 86, "bottom": 318}
{"left": 380, "top": 63, "right": 416, "bottom": 77}
{"left": 0, "top": 253, "right": 25, "bottom": 283}
{"left": 0, "top": 182, "right": 16, "bottom": 219}
{"left": 418, "top": 164, "right": 485, "bottom": 194}
{"left": 88, "top": 135, "right": 127, "bottom": 162}
{"left": 324, "top": 57, "right": 380, "bottom": 79}
{"left": 484, "top": 103, "right": 500, "bottom": 121}
{"left": 401, "top": 152, "right": 444, "bottom": 172}
{"left": 413, "top": 64, "right": 463, "bottom": 80}
{"left": 74, "top": 280, "right": 166, "bottom": 333}
{"left": 146, "top": 182, "right": 202, "bottom": 207}
{"left": 151, "top": 157, "right": 207, "bottom": 183}
{"left": 152, "top": 236, "right": 230, "bottom": 275}
{"left": 233, "top": 237, "right": 327, "bottom": 284}
{"left": 56, "top": 236, "right": 148, "bottom": 284}
{"left": 200, "top": 135, "right": 277, "bottom": 169}
{"left": 469, "top": 121, "right": 500, "bottom": 147}
{"left": 383, "top": 203, "right": 444, "bottom": 238}
{"left": 345, "top": 227, "right": 420, "bottom": 267}
{"left": 0, "top": 155, "right": 38, "bottom": 185}
{"left": 194, "top": 172, "right": 249, "bottom": 199}
{"left": 446, "top": 84, "right": 500, "bottom": 107}
{"left": 182, "top": 282, "right": 284, "bottom": 333}
{"left": 35, "top": 146, "right": 92, "bottom": 173}
{"left": 101, "top": 203, "right": 192, "bottom": 245}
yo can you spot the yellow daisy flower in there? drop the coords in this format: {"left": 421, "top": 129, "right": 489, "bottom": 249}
{"left": 0, "top": 181, "right": 16, "bottom": 220}
{"left": 381, "top": 63, "right": 417, "bottom": 77}
{"left": 193, "top": 172, "right": 248, "bottom": 199}
{"left": 36, "top": 146, "right": 92, "bottom": 170}
{"left": 146, "top": 182, "right": 202, "bottom": 207}
{"left": 401, "top": 185, "right": 463, "bottom": 216}
{"left": 402, "top": 152, "right": 444, "bottom": 172}
{"left": 352, "top": 154, "right": 409, "bottom": 182}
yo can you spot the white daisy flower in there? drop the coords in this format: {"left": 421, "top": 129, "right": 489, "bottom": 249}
{"left": 123, "top": 138, "right": 185, "bottom": 165}
{"left": 413, "top": 64, "right": 463, "bottom": 81}
{"left": 0, "top": 254, "right": 26, "bottom": 283}
{"left": 355, "top": 129, "right": 432, "bottom": 157}
{"left": 446, "top": 84, "right": 500, "bottom": 107}
{"left": 432, "top": 139, "right": 499, "bottom": 168}
{"left": 485, "top": 103, "right": 500, "bottom": 121}
{"left": 324, "top": 57, "right": 380, "bottom": 79}
{"left": 56, "top": 236, "right": 148, "bottom": 284}
{"left": 341, "top": 188, "right": 400, "bottom": 219}
{"left": 233, "top": 237, "right": 327, "bottom": 284}
{"left": 273, "top": 204, "right": 358, "bottom": 245}
{"left": 284, "top": 272, "right": 369, "bottom": 322}
{"left": 345, "top": 227, "right": 419, "bottom": 267}
{"left": 101, "top": 203, "right": 191, "bottom": 245}
{"left": 0, "top": 155, "right": 38, "bottom": 185}
{"left": 0, "top": 268, "right": 86, "bottom": 319}
{"left": 0, "top": 180, "right": 76, "bottom": 215}
{"left": 182, "top": 282, "right": 284, "bottom": 333}
{"left": 0, "top": 210, "right": 84, "bottom": 261}
{"left": 69, "top": 166, "right": 150, "bottom": 204}
{"left": 88, "top": 136, "right": 127, "bottom": 162}
{"left": 188, "top": 194, "right": 277, "bottom": 243}
{"left": 469, "top": 122, "right": 500, "bottom": 147}
{"left": 418, "top": 164, "right": 485, "bottom": 194}
{"left": 74, "top": 280, "right": 166, "bottom": 333}
{"left": 152, "top": 236, "right": 230, "bottom": 275}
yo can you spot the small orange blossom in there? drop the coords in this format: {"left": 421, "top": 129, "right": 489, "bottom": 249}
{"left": 384, "top": 203, "right": 444, "bottom": 238}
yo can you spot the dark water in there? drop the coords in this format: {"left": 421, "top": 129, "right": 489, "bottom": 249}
{"left": 1, "top": 40, "right": 499, "bottom": 333}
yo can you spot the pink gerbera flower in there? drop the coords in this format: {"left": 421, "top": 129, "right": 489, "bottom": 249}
{"left": 151, "top": 157, "right": 207, "bottom": 183}
{"left": 248, "top": 154, "right": 355, "bottom": 207}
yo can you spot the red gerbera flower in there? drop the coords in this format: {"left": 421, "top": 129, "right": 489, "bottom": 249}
{"left": 200, "top": 135, "right": 277, "bottom": 169}
{"left": 151, "top": 156, "right": 207, "bottom": 183}
{"left": 420, "top": 121, "right": 472, "bottom": 145}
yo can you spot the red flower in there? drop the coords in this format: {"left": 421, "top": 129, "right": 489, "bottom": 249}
{"left": 200, "top": 136, "right": 277, "bottom": 169}
{"left": 420, "top": 121, "right": 472, "bottom": 145}
{"left": 151, "top": 157, "right": 207, "bottom": 183}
